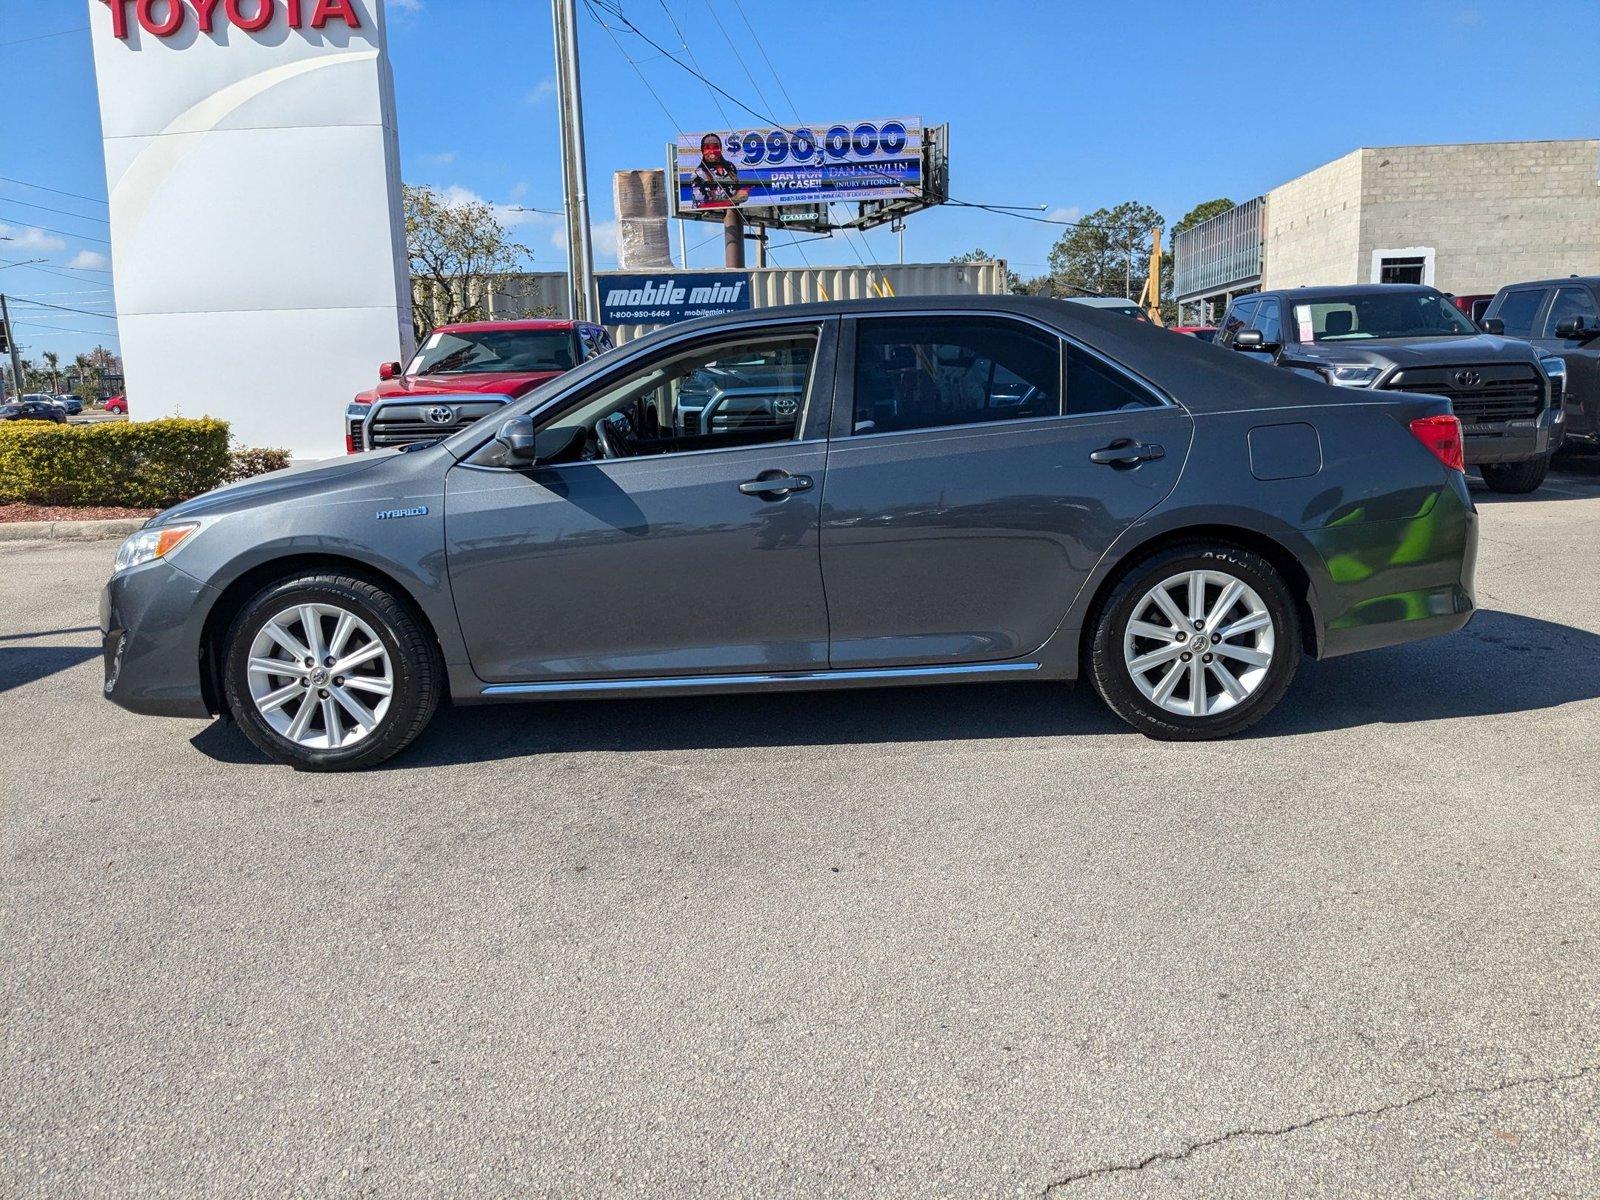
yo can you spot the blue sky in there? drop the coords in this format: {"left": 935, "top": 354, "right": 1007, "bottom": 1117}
{"left": 2, "top": 0, "right": 1596, "bottom": 359}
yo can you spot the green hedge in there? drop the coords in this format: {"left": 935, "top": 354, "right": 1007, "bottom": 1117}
{"left": 0, "top": 417, "right": 233, "bottom": 507}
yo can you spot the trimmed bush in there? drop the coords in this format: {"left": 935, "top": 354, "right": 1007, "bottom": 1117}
{"left": 228, "top": 446, "right": 292, "bottom": 483}
{"left": 0, "top": 417, "right": 232, "bottom": 507}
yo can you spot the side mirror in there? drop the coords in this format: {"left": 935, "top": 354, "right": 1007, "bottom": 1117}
{"left": 378, "top": 361, "right": 402, "bottom": 380}
{"left": 494, "top": 414, "right": 538, "bottom": 461}
{"left": 1481, "top": 317, "right": 1505, "bottom": 335}
{"left": 1233, "top": 329, "right": 1278, "bottom": 352}
{"left": 1554, "top": 316, "right": 1588, "bottom": 340}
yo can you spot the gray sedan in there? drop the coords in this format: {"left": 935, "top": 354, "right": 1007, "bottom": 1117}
{"left": 101, "top": 296, "right": 1478, "bottom": 769}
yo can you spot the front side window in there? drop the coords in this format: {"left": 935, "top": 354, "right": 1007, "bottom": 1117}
{"left": 408, "top": 327, "right": 578, "bottom": 376}
{"left": 1291, "top": 292, "right": 1478, "bottom": 341}
{"left": 851, "top": 316, "right": 1061, "bottom": 435}
{"left": 1252, "top": 300, "right": 1284, "bottom": 345}
{"left": 529, "top": 330, "right": 817, "bottom": 465}
{"left": 1490, "top": 289, "right": 1547, "bottom": 339}
{"left": 1218, "top": 298, "right": 1258, "bottom": 346}
{"left": 1543, "top": 287, "right": 1598, "bottom": 336}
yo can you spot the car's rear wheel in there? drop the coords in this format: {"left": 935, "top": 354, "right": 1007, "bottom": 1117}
{"left": 1479, "top": 455, "right": 1548, "bottom": 494}
{"left": 1088, "top": 544, "right": 1300, "bottom": 740}
{"left": 223, "top": 574, "right": 440, "bottom": 771}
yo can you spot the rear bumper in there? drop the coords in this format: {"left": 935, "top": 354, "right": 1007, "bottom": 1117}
{"left": 1309, "top": 475, "right": 1478, "bottom": 659}
{"left": 100, "top": 560, "right": 217, "bottom": 718}
{"left": 1462, "top": 407, "right": 1562, "bottom": 465}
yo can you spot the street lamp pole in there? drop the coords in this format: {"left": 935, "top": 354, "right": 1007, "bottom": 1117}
{"left": 551, "top": 0, "right": 596, "bottom": 323}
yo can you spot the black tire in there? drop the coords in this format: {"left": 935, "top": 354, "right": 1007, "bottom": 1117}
{"left": 222, "top": 574, "right": 440, "bottom": 771}
{"left": 1479, "top": 455, "right": 1549, "bottom": 494}
{"left": 1088, "top": 543, "right": 1301, "bottom": 741}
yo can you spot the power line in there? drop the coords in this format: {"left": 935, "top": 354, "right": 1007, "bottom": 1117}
{"left": 0, "top": 214, "right": 112, "bottom": 245}
{"left": 0, "top": 26, "right": 87, "bottom": 48}
{"left": 702, "top": 0, "right": 777, "bottom": 122}
{"left": 652, "top": 0, "right": 734, "bottom": 128}
{"left": 0, "top": 175, "right": 109, "bottom": 207}
{"left": 10, "top": 297, "right": 119, "bottom": 321}
{"left": 581, "top": 0, "right": 684, "bottom": 129}
{"left": 11, "top": 320, "right": 120, "bottom": 338}
{"left": 728, "top": 0, "right": 800, "bottom": 120}
{"left": 0, "top": 196, "right": 111, "bottom": 226}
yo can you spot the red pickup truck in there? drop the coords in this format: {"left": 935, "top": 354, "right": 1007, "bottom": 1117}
{"left": 348, "top": 318, "right": 613, "bottom": 452}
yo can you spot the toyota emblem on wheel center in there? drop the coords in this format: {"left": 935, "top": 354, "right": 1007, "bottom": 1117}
{"left": 423, "top": 405, "right": 457, "bottom": 425}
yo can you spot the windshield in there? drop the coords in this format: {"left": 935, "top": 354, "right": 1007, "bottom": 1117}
{"left": 1293, "top": 293, "right": 1479, "bottom": 342}
{"left": 409, "top": 328, "right": 576, "bottom": 376}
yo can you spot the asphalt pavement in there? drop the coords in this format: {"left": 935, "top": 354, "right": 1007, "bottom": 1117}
{"left": 3, "top": 461, "right": 1598, "bottom": 1198}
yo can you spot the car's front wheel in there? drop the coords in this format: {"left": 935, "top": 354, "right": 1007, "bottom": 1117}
{"left": 1479, "top": 455, "right": 1548, "bottom": 494}
{"left": 222, "top": 574, "right": 441, "bottom": 770}
{"left": 1088, "top": 544, "right": 1301, "bottom": 740}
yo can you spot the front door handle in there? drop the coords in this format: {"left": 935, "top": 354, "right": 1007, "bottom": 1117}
{"left": 1090, "top": 440, "right": 1165, "bottom": 467}
{"left": 738, "top": 471, "right": 813, "bottom": 497}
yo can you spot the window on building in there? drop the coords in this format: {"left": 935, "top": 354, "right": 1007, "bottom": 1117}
{"left": 851, "top": 317, "right": 1062, "bottom": 435}
{"left": 1493, "top": 289, "right": 1548, "bottom": 339}
{"left": 1378, "top": 257, "right": 1427, "bottom": 285}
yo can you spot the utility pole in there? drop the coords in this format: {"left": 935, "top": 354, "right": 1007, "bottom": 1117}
{"left": 0, "top": 294, "right": 23, "bottom": 400}
{"left": 551, "top": 0, "right": 596, "bottom": 322}
{"left": 723, "top": 208, "right": 745, "bottom": 269}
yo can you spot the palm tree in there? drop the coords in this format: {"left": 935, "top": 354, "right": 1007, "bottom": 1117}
{"left": 42, "top": 350, "right": 60, "bottom": 392}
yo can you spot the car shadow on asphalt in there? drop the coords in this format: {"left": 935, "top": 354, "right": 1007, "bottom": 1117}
{"left": 0, "top": 644, "right": 102, "bottom": 695}
{"left": 186, "top": 608, "right": 1600, "bottom": 768}
{"left": 1471, "top": 455, "right": 1600, "bottom": 504}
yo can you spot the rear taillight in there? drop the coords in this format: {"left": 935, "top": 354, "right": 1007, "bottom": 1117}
{"left": 1409, "top": 414, "right": 1464, "bottom": 473}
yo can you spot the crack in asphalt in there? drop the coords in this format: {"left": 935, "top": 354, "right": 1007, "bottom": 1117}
{"left": 1041, "top": 1064, "right": 1599, "bottom": 1194}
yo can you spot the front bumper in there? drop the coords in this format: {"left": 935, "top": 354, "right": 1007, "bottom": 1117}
{"left": 100, "top": 559, "right": 218, "bottom": 718}
{"left": 1461, "top": 406, "right": 1563, "bottom": 465}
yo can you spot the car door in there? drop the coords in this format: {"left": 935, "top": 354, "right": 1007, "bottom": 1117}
{"left": 1537, "top": 286, "right": 1600, "bottom": 432}
{"left": 819, "top": 313, "right": 1192, "bottom": 669}
{"left": 444, "top": 319, "right": 837, "bottom": 683}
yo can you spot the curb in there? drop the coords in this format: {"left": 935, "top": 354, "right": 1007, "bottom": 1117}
{"left": 0, "top": 518, "right": 146, "bottom": 544}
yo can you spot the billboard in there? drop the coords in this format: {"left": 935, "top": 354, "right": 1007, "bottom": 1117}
{"left": 676, "top": 118, "right": 923, "bottom": 211}
{"left": 599, "top": 272, "right": 752, "bottom": 326}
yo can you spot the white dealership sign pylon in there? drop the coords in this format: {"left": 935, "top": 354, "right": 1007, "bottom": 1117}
{"left": 88, "top": 0, "right": 412, "bottom": 459}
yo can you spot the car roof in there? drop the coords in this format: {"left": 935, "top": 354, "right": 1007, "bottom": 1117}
{"left": 1247, "top": 284, "right": 1441, "bottom": 302}
{"left": 1062, "top": 296, "right": 1143, "bottom": 308}
{"left": 431, "top": 319, "right": 586, "bottom": 334}
{"left": 577, "top": 293, "right": 1356, "bottom": 418}
{"left": 1496, "top": 276, "right": 1600, "bottom": 289}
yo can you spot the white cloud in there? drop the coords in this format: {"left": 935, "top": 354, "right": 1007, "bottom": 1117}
{"left": 0, "top": 223, "right": 66, "bottom": 253}
{"left": 421, "top": 151, "right": 457, "bottom": 166}
{"left": 524, "top": 76, "right": 556, "bottom": 105}
{"left": 68, "top": 249, "right": 110, "bottom": 270}
{"left": 389, "top": 0, "right": 423, "bottom": 11}
{"left": 1046, "top": 206, "right": 1081, "bottom": 224}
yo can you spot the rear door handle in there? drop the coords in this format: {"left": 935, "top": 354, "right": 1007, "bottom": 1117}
{"left": 1090, "top": 440, "right": 1165, "bottom": 467}
{"left": 738, "top": 471, "right": 813, "bottom": 496}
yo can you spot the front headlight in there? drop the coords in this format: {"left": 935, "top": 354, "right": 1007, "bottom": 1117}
{"left": 1327, "top": 364, "right": 1383, "bottom": 388}
{"left": 113, "top": 523, "right": 198, "bottom": 573}
{"left": 1540, "top": 355, "right": 1567, "bottom": 395}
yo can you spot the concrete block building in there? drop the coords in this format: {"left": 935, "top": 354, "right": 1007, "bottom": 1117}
{"left": 1175, "top": 139, "right": 1600, "bottom": 323}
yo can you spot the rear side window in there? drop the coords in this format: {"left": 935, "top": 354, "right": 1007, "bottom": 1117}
{"left": 1064, "top": 344, "right": 1161, "bottom": 415}
{"left": 1493, "top": 289, "right": 1548, "bottom": 338}
{"left": 1543, "top": 287, "right": 1598, "bottom": 336}
{"left": 852, "top": 317, "right": 1061, "bottom": 435}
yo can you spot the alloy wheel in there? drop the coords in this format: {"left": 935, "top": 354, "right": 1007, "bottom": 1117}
{"left": 246, "top": 603, "right": 394, "bottom": 749}
{"left": 1122, "top": 569, "right": 1276, "bottom": 718}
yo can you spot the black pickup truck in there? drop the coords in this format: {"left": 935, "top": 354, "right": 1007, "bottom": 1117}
{"left": 1217, "top": 284, "right": 1565, "bottom": 493}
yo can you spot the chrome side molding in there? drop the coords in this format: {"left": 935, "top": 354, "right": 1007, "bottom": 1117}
{"left": 480, "top": 660, "right": 1041, "bottom": 696}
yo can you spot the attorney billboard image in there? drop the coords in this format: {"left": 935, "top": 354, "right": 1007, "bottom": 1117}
{"left": 676, "top": 118, "right": 923, "bottom": 211}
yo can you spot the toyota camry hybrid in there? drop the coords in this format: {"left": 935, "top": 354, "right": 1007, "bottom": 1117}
{"left": 101, "top": 296, "right": 1478, "bottom": 770}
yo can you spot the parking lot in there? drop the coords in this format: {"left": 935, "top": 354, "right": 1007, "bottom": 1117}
{"left": 3, "top": 461, "right": 1598, "bottom": 1197}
